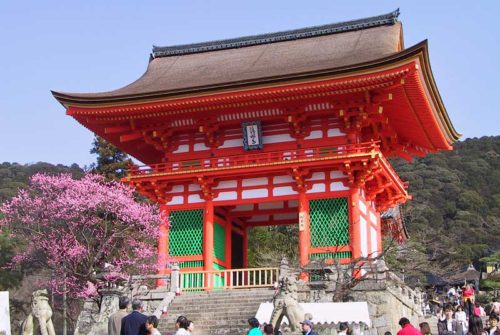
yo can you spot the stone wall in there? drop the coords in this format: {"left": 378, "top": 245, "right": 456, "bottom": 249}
{"left": 349, "top": 278, "right": 423, "bottom": 335}
{"left": 74, "top": 271, "right": 175, "bottom": 335}
{"left": 294, "top": 270, "right": 423, "bottom": 335}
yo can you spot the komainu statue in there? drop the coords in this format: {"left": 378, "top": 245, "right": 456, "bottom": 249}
{"left": 20, "top": 289, "right": 56, "bottom": 335}
{"left": 270, "top": 275, "right": 304, "bottom": 333}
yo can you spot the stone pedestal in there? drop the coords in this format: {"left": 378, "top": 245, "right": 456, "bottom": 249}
{"left": 74, "top": 286, "right": 124, "bottom": 335}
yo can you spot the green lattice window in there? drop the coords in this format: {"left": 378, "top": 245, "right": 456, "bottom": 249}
{"left": 310, "top": 198, "right": 349, "bottom": 247}
{"left": 178, "top": 261, "right": 203, "bottom": 269}
{"left": 213, "top": 223, "right": 226, "bottom": 261}
{"left": 169, "top": 209, "right": 203, "bottom": 256}
{"left": 309, "top": 252, "right": 352, "bottom": 260}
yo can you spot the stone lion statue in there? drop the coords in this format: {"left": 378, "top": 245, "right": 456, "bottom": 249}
{"left": 20, "top": 289, "right": 56, "bottom": 335}
{"left": 270, "top": 275, "right": 304, "bottom": 333}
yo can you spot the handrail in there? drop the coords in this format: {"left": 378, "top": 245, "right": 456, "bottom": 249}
{"left": 179, "top": 267, "right": 279, "bottom": 291}
{"left": 127, "top": 142, "right": 380, "bottom": 177}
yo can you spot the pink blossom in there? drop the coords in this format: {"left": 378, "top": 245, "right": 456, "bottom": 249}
{"left": 0, "top": 173, "right": 162, "bottom": 298}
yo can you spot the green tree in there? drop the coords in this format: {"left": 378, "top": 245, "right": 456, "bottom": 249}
{"left": 392, "top": 136, "right": 500, "bottom": 276}
{"left": 90, "top": 136, "right": 131, "bottom": 180}
{"left": 0, "top": 226, "right": 22, "bottom": 290}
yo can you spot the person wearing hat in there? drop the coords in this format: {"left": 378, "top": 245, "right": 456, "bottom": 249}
{"left": 300, "top": 320, "right": 319, "bottom": 335}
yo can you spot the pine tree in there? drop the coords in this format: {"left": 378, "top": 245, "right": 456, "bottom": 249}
{"left": 90, "top": 136, "right": 131, "bottom": 180}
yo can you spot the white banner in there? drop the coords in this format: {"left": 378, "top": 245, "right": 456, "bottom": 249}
{"left": 0, "top": 291, "right": 11, "bottom": 335}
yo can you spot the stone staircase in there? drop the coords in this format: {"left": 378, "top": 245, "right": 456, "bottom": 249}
{"left": 158, "top": 288, "right": 275, "bottom": 335}
{"left": 419, "top": 315, "right": 439, "bottom": 334}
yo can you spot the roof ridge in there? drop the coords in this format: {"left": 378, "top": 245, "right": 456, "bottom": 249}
{"left": 152, "top": 9, "right": 400, "bottom": 58}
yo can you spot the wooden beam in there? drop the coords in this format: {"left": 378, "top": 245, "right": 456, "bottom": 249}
{"left": 246, "top": 219, "right": 298, "bottom": 227}
{"left": 105, "top": 125, "right": 131, "bottom": 134}
{"left": 120, "top": 132, "right": 143, "bottom": 143}
{"left": 230, "top": 207, "right": 297, "bottom": 218}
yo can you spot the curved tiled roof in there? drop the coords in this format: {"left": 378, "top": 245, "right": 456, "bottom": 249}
{"left": 152, "top": 10, "right": 400, "bottom": 57}
{"left": 53, "top": 10, "right": 403, "bottom": 103}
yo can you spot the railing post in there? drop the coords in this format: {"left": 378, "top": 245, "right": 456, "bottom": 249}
{"left": 170, "top": 262, "right": 180, "bottom": 294}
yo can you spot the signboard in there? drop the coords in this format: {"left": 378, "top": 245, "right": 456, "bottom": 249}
{"left": 242, "top": 121, "right": 263, "bottom": 151}
{"left": 0, "top": 291, "right": 11, "bottom": 335}
{"left": 298, "top": 212, "right": 306, "bottom": 231}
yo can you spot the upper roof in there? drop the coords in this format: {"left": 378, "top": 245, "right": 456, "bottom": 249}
{"left": 53, "top": 10, "right": 403, "bottom": 105}
{"left": 152, "top": 9, "right": 400, "bottom": 58}
{"left": 53, "top": 10, "right": 461, "bottom": 159}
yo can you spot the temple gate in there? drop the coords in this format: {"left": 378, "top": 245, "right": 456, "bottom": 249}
{"left": 53, "top": 10, "right": 459, "bottom": 288}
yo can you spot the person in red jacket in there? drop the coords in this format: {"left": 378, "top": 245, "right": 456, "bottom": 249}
{"left": 462, "top": 284, "right": 475, "bottom": 318}
{"left": 397, "top": 318, "right": 423, "bottom": 335}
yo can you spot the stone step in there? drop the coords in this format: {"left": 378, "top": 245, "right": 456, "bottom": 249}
{"left": 158, "top": 288, "right": 274, "bottom": 335}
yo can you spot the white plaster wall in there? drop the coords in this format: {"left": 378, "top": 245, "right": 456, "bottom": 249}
{"left": 358, "top": 200, "right": 367, "bottom": 215}
{"left": 263, "top": 133, "right": 294, "bottom": 144}
{"left": 242, "top": 188, "right": 268, "bottom": 199}
{"left": 0, "top": 291, "right": 11, "bottom": 335}
{"left": 370, "top": 226, "right": 378, "bottom": 257}
{"left": 360, "top": 217, "right": 368, "bottom": 257}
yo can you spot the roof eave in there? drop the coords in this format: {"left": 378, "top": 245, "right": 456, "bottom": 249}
{"left": 51, "top": 40, "right": 426, "bottom": 106}
{"left": 416, "top": 41, "right": 462, "bottom": 145}
{"left": 52, "top": 41, "right": 460, "bottom": 148}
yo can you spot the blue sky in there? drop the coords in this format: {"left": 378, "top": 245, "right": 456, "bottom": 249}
{"left": 0, "top": 1, "right": 498, "bottom": 166}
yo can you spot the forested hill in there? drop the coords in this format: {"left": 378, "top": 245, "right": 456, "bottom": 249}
{"left": 391, "top": 136, "right": 500, "bottom": 274}
{"left": 0, "top": 136, "right": 498, "bottom": 275}
{"left": 0, "top": 162, "right": 83, "bottom": 203}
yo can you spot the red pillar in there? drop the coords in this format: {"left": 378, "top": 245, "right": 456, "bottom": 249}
{"left": 349, "top": 189, "right": 361, "bottom": 260}
{"left": 203, "top": 200, "right": 214, "bottom": 272}
{"left": 157, "top": 205, "right": 169, "bottom": 287}
{"left": 298, "top": 191, "right": 310, "bottom": 267}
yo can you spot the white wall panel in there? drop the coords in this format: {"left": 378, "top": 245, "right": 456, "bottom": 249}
{"left": 360, "top": 216, "right": 368, "bottom": 257}
{"left": 242, "top": 188, "right": 268, "bottom": 199}
{"left": 273, "top": 186, "right": 298, "bottom": 196}
{"left": 214, "top": 191, "right": 238, "bottom": 201}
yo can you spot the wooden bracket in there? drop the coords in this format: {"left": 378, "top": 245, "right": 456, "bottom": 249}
{"left": 289, "top": 167, "right": 312, "bottom": 192}
{"left": 196, "top": 176, "right": 216, "bottom": 200}
{"left": 197, "top": 118, "right": 221, "bottom": 148}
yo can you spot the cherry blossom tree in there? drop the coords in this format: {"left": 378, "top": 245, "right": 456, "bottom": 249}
{"left": 0, "top": 173, "right": 161, "bottom": 299}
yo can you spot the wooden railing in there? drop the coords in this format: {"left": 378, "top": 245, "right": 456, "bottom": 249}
{"left": 179, "top": 267, "right": 279, "bottom": 291}
{"left": 127, "top": 142, "right": 379, "bottom": 177}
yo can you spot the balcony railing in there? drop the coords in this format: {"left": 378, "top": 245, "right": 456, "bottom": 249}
{"left": 127, "top": 142, "right": 379, "bottom": 177}
{"left": 179, "top": 267, "right": 279, "bottom": 291}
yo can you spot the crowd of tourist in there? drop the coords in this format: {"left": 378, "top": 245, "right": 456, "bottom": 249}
{"left": 394, "top": 280, "right": 500, "bottom": 335}
{"left": 107, "top": 296, "right": 194, "bottom": 335}
{"left": 246, "top": 317, "right": 320, "bottom": 335}
{"left": 107, "top": 289, "right": 500, "bottom": 335}
{"left": 107, "top": 295, "right": 325, "bottom": 335}
{"left": 395, "top": 312, "right": 499, "bottom": 335}
{"left": 421, "top": 284, "right": 496, "bottom": 318}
